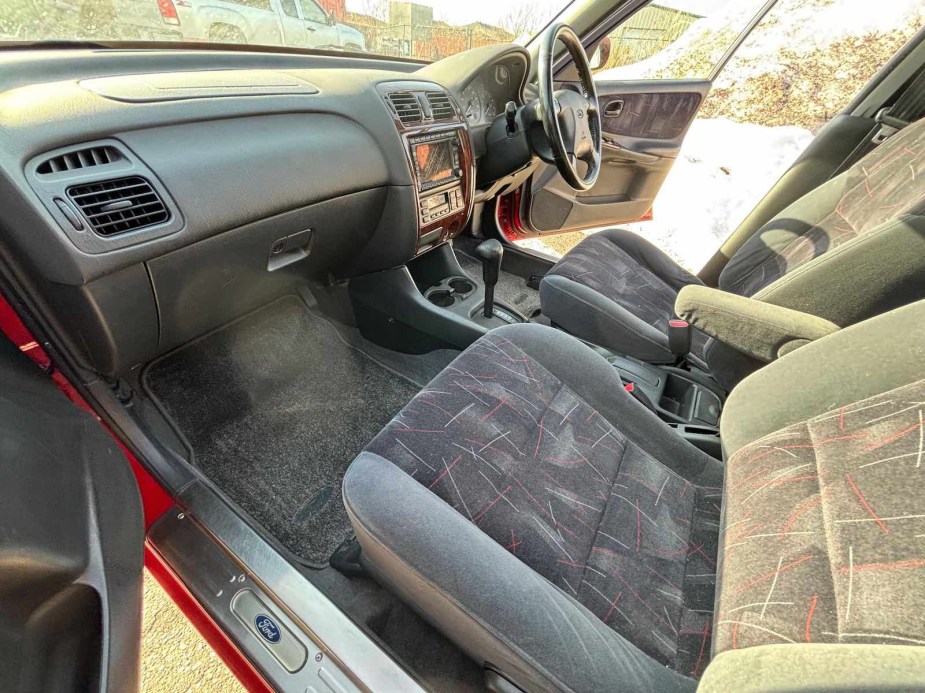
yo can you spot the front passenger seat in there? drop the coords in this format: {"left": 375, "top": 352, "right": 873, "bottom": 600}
{"left": 343, "top": 301, "right": 925, "bottom": 691}
{"left": 540, "top": 117, "right": 925, "bottom": 379}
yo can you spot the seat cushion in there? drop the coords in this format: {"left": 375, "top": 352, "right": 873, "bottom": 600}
{"left": 345, "top": 324, "right": 723, "bottom": 690}
{"left": 719, "top": 116, "right": 925, "bottom": 300}
{"left": 540, "top": 228, "right": 709, "bottom": 364}
{"left": 715, "top": 377, "right": 925, "bottom": 653}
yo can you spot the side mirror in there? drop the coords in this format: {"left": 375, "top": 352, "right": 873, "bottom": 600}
{"left": 326, "top": 12, "right": 336, "bottom": 26}
{"left": 588, "top": 36, "right": 612, "bottom": 71}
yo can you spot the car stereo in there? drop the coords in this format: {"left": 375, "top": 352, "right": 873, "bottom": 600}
{"left": 409, "top": 131, "right": 462, "bottom": 192}
{"left": 409, "top": 130, "right": 466, "bottom": 230}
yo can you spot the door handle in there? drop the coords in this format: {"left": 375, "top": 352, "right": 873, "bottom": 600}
{"left": 307, "top": 25, "right": 317, "bottom": 31}
{"left": 603, "top": 99, "right": 624, "bottom": 117}
{"left": 602, "top": 138, "right": 660, "bottom": 165}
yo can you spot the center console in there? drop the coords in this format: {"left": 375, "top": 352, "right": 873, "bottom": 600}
{"left": 350, "top": 82, "right": 520, "bottom": 356}
{"left": 378, "top": 82, "right": 475, "bottom": 254}
{"left": 602, "top": 352, "right": 725, "bottom": 458}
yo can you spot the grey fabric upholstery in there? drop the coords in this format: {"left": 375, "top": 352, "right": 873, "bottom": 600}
{"left": 540, "top": 118, "right": 925, "bottom": 381}
{"left": 344, "top": 452, "right": 695, "bottom": 693}
{"left": 745, "top": 215, "right": 925, "bottom": 327}
{"left": 540, "top": 229, "right": 709, "bottom": 364}
{"left": 718, "top": 118, "right": 925, "bottom": 297}
{"left": 345, "top": 323, "right": 721, "bottom": 690}
{"left": 699, "top": 644, "right": 925, "bottom": 692}
{"left": 344, "top": 301, "right": 925, "bottom": 692}
{"left": 675, "top": 285, "right": 840, "bottom": 363}
{"left": 717, "top": 378, "right": 925, "bottom": 653}
{"left": 720, "top": 300, "right": 925, "bottom": 458}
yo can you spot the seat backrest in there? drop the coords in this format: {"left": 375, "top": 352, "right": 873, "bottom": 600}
{"left": 702, "top": 299, "right": 925, "bottom": 689}
{"left": 716, "top": 118, "right": 925, "bottom": 312}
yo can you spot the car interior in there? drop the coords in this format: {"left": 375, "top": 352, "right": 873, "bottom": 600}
{"left": 1, "top": 1, "right": 925, "bottom": 690}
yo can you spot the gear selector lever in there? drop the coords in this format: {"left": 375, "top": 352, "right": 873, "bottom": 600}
{"left": 474, "top": 239, "right": 503, "bottom": 318}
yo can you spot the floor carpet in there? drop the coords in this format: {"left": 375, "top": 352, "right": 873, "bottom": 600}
{"left": 454, "top": 248, "right": 542, "bottom": 318}
{"left": 144, "top": 296, "right": 420, "bottom": 567}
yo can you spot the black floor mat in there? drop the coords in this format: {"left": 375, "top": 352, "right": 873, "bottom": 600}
{"left": 144, "top": 296, "right": 419, "bottom": 567}
{"left": 454, "top": 248, "right": 542, "bottom": 317}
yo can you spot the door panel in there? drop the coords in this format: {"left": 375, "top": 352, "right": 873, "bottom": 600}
{"left": 525, "top": 79, "right": 710, "bottom": 235}
{"left": 0, "top": 336, "right": 144, "bottom": 692}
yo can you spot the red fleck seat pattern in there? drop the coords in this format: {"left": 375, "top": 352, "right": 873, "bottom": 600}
{"left": 364, "top": 330, "right": 721, "bottom": 677}
{"left": 715, "top": 379, "right": 925, "bottom": 652}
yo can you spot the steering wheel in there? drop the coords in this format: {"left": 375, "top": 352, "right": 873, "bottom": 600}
{"left": 537, "top": 23, "right": 602, "bottom": 191}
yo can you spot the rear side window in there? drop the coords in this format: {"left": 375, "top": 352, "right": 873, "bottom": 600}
{"left": 279, "top": 0, "right": 300, "bottom": 19}
{"left": 300, "top": 0, "right": 328, "bottom": 24}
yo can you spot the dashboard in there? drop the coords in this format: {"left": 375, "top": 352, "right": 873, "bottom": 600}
{"left": 0, "top": 43, "right": 530, "bottom": 376}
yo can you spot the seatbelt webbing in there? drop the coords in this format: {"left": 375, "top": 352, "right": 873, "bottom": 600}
{"left": 833, "top": 65, "right": 925, "bottom": 175}
{"left": 880, "top": 64, "right": 925, "bottom": 128}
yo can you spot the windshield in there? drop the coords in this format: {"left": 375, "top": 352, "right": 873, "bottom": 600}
{"left": 1, "top": 0, "right": 572, "bottom": 61}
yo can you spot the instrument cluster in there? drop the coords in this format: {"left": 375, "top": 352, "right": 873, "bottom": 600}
{"left": 460, "top": 58, "right": 526, "bottom": 127}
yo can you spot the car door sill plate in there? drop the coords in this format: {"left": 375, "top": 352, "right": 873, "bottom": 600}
{"left": 231, "top": 589, "right": 307, "bottom": 673}
{"left": 148, "top": 503, "right": 370, "bottom": 692}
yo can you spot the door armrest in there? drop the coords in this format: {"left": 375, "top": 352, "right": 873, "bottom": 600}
{"left": 675, "top": 285, "right": 839, "bottom": 362}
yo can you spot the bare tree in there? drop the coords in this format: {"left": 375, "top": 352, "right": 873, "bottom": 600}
{"left": 500, "top": 0, "right": 545, "bottom": 37}
{"left": 358, "top": 0, "right": 388, "bottom": 22}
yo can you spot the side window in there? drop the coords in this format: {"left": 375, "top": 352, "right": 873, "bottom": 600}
{"left": 279, "top": 0, "right": 300, "bottom": 19}
{"left": 299, "top": 0, "right": 329, "bottom": 24}
{"left": 591, "top": 1, "right": 769, "bottom": 80}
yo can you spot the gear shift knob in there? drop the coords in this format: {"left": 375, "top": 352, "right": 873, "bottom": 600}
{"left": 474, "top": 239, "right": 503, "bottom": 318}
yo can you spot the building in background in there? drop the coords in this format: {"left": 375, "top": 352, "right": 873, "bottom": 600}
{"left": 340, "top": 1, "right": 513, "bottom": 59}
{"left": 603, "top": 3, "right": 701, "bottom": 69}
{"left": 319, "top": 0, "right": 347, "bottom": 22}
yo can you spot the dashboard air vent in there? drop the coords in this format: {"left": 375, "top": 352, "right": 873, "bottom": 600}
{"left": 426, "top": 91, "right": 455, "bottom": 120}
{"left": 388, "top": 92, "right": 423, "bottom": 125}
{"left": 67, "top": 176, "right": 169, "bottom": 236}
{"left": 37, "top": 146, "right": 123, "bottom": 175}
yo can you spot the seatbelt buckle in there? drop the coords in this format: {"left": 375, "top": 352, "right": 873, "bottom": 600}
{"left": 668, "top": 319, "right": 692, "bottom": 358}
{"left": 622, "top": 380, "right": 657, "bottom": 413}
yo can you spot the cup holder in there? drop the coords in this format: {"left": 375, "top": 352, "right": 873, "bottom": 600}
{"left": 449, "top": 278, "right": 475, "bottom": 295}
{"left": 425, "top": 275, "right": 476, "bottom": 308}
{"left": 427, "top": 289, "right": 455, "bottom": 308}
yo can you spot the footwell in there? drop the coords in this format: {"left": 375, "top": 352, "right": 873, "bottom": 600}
{"left": 144, "top": 296, "right": 419, "bottom": 567}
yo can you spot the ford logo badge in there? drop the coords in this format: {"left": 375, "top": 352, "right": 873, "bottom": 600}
{"left": 254, "top": 614, "right": 281, "bottom": 644}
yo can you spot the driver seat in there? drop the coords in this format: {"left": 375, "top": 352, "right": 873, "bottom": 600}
{"left": 539, "top": 116, "right": 925, "bottom": 376}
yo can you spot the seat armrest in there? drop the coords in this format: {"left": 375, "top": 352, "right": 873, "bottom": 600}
{"left": 675, "top": 285, "right": 839, "bottom": 363}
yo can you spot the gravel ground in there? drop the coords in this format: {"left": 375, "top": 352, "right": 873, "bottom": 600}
{"left": 142, "top": 570, "right": 245, "bottom": 692}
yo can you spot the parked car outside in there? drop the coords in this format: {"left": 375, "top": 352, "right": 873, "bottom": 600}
{"left": 2, "top": 0, "right": 182, "bottom": 41}
{"left": 170, "top": 0, "right": 366, "bottom": 51}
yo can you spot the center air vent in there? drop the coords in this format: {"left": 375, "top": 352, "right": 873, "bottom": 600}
{"left": 426, "top": 91, "right": 455, "bottom": 120}
{"left": 388, "top": 92, "right": 423, "bottom": 125}
{"left": 67, "top": 176, "right": 169, "bottom": 236}
{"left": 36, "top": 145, "right": 123, "bottom": 175}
